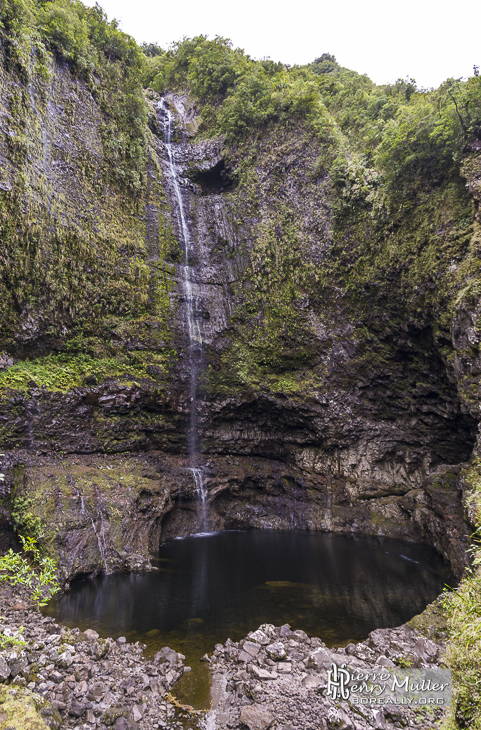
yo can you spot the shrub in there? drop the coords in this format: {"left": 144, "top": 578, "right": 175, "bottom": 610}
{"left": 0, "top": 536, "right": 59, "bottom": 607}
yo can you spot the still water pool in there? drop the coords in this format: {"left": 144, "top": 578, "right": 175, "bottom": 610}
{"left": 44, "top": 530, "right": 453, "bottom": 708}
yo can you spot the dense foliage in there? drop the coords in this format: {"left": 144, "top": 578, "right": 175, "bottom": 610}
{"left": 443, "top": 462, "right": 481, "bottom": 729}
{"left": 0, "top": 0, "right": 147, "bottom": 191}
{"left": 2, "top": 12, "right": 481, "bottom": 727}
{"left": 142, "top": 35, "right": 481, "bottom": 164}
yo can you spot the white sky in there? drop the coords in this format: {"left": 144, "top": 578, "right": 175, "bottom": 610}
{"left": 84, "top": 0, "right": 481, "bottom": 89}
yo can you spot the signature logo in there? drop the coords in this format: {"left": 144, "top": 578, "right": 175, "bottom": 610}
{"left": 325, "top": 662, "right": 451, "bottom": 706}
{"left": 326, "top": 663, "right": 351, "bottom": 700}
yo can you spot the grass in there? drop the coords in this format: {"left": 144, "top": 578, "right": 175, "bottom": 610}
{"left": 0, "top": 352, "right": 163, "bottom": 391}
{"left": 442, "top": 458, "right": 481, "bottom": 729}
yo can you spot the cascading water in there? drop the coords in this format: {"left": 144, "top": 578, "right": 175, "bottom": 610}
{"left": 90, "top": 517, "right": 107, "bottom": 572}
{"left": 157, "top": 97, "right": 207, "bottom": 529}
{"left": 75, "top": 488, "right": 85, "bottom": 514}
{"left": 190, "top": 467, "right": 207, "bottom": 531}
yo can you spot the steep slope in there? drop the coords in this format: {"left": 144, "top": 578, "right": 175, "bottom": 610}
{"left": 2, "top": 12, "right": 481, "bottom": 728}
{"left": 1, "top": 25, "right": 481, "bottom": 581}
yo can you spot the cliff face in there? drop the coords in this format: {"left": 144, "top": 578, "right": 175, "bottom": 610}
{"left": 1, "top": 36, "right": 481, "bottom": 580}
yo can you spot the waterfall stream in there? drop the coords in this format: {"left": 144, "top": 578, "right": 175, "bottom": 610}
{"left": 90, "top": 517, "right": 107, "bottom": 572}
{"left": 190, "top": 467, "right": 207, "bottom": 530}
{"left": 158, "top": 98, "right": 207, "bottom": 528}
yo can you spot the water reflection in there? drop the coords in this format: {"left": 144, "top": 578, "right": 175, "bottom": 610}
{"left": 44, "top": 531, "right": 452, "bottom": 707}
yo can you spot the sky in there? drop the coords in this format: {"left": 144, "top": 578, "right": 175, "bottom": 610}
{"left": 84, "top": 0, "right": 481, "bottom": 90}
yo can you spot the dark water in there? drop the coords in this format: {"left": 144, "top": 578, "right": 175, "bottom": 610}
{"left": 44, "top": 530, "right": 453, "bottom": 708}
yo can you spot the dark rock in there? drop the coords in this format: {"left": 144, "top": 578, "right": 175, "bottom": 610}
{"left": 113, "top": 718, "right": 134, "bottom": 730}
{"left": 69, "top": 700, "right": 86, "bottom": 717}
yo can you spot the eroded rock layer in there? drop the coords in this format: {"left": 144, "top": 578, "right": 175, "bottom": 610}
{"left": 1, "top": 47, "right": 480, "bottom": 583}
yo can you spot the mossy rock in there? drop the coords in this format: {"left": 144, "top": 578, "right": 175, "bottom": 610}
{"left": 407, "top": 596, "right": 449, "bottom": 643}
{"left": 0, "top": 687, "right": 59, "bottom": 730}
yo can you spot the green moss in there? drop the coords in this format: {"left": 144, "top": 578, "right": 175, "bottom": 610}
{"left": 0, "top": 351, "right": 173, "bottom": 392}
{"left": 0, "top": 687, "right": 54, "bottom": 730}
{"left": 13, "top": 455, "right": 165, "bottom": 564}
{"left": 407, "top": 597, "right": 449, "bottom": 643}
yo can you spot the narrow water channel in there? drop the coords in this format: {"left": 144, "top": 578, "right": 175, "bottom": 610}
{"left": 44, "top": 530, "right": 453, "bottom": 709}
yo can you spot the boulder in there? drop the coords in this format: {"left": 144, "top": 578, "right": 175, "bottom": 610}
{"left": 240, "top": 704, "right": 274, "bottom": 730}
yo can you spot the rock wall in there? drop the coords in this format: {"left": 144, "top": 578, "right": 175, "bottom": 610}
{"left": 0, "top": 53, "right": 480, "bottom": 580}
{"left": 0, "top": 450, "right": 470, "bottom": 586}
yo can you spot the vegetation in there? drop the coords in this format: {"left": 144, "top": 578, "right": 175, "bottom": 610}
{"left": 0, "top": 351, "right": 168, "bottom": 391}
{"left": 1, "top": 7, "right": 480, "bottom": 393}
{"left": 1, "top": 10, "right": 481, "bottom": 726}
{"left": 0, "top": 0, "right": 147, "bottom": 190}
{"left": 142, "top": 35, "right": 481, "bottom": 161}
{"left": 0, "top": 536, "right": 59, "bottom": 607}
{"left": 0, "top": 0, "right": 177, "bottom": 368}
{"left": 11, "top": 497, "right": 42, "bottom": 539}
{"left": 439, "top": 457, "right": 481, "bottom": 729}
{"left": 142, "top": 37, "right": 481, "bottom": 347}
{"left": 0, "top": 627, "right": 26, "bottom": 649}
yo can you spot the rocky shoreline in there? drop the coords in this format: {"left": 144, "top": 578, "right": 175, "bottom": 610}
{"left": 0, "top": 584, "right": 194, "bottom": 730}
{"left": 0, "top": 579, "right": 451, "bottom": 730}
{"left": 205, "top": 620, "right": 449, "bottom": 730}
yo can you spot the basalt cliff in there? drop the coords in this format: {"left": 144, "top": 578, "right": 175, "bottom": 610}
{"left": 1, "top": 26, "right": 481, "bottom": 584}
{"left": 2, "top": 7, "right": 481, "bottom": 728}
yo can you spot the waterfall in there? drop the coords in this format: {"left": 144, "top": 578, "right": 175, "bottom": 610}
{"left": 26, "top": 398, "right": 40, "bottom": 451}
{"left": 157, "top": 97, "right": 207, "bottom": 528}
{"left": 90, "top": 517, "right": 108, "bottom": 572}
{"left": 190, "top": 467, "right": 207, "bottom": 531}
{"left": 75, "top": 488, "right": 85, "bottom": 514}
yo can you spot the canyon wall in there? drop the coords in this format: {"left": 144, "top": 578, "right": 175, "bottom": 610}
{"left": 1, "top": 36, "right": 481, "bottom": 580}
